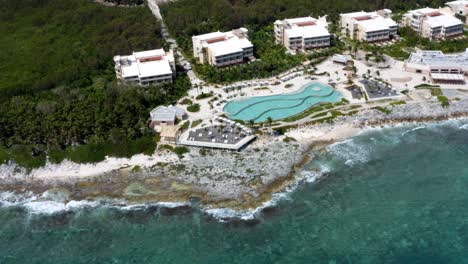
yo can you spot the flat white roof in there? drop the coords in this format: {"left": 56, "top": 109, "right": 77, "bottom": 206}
{"left": 408, "top": 49, "right": 468, "bottom": 69}
{"left": 120, "top": 57, "right": 139, "bottom": 78}
{"left": 137, "top": 60, "right": 173, "bottom": 78}
{"left": 426, "top": 13, "right": 463, "bottom": 28}
{"left": 358, "top": 16, "right": 397, "bottom": 32}
{"left": 208, "top": 38, "right": 244, "bottom": 57}
{"left": 382, "top": 17, "right": 398, "bottom": 27}
{"left": 115, "top": 49, "right": 174, "bottom": 79}
{"left": 285, "top": 16, "right": 316, "bottom": 25}
{"left": 286, "top": 24, "right": 330, "bottom": 39}
{"left": 303, "top": 25, "right": 331, "bottom": 38}
{"left": 134, "top": 49, "right": 165, "bottom": 59}
{"left": 194, "top": 31, "right": 226, "bottom": 41}
{"left": 341, "top": 11, "right": 372, "bottom": 18}
{"left": 446, "top": 0, "right": 468, "bottom": 5}
{"left": 204, "top": 34, "right": 253, "bottom": 57}
{"left": 238, "top": 38, "right": 254, "bottom": 49}
{"left": 359, "top": 18, "right": 389, "bottom": 32}
{"left": 194, "top": 29, "right": 253, "bottom": 57}
{"left": 409, "top": 7, "right": 439, "bottom": 15}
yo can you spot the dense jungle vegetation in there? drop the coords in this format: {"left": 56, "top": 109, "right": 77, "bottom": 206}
{"left": 0, "top": 0, "right": 190, "bottom": 167}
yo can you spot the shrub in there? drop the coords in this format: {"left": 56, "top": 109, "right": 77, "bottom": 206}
{"left": 180, "top": 98, "right": 193, "bottom": 105}
{"left": 274, "top": 127, "right": 287, "bottom": 135}
{"left": 373, "top": 106, "right": 392, "bottom": 115}
{"left": 199, "top": 148, "right": 207, "bottom": 156}
{"left": 390, "top": 100, "right": 406, "bottom": 106}
{"left": 180, "top": 121, "right": 191, "bottom": 130}
{"left": 437, "top": 96, "right": 449, "bottom": 108}
{"left": 173, "top": 146, "right": 190, "bottom": 158}
{"left": 196, "top": 92, "right": 213, "bottom": 100}
{"left": 191, "top": 119, "right": 203, "bottom": 128}
{"left": 187, "top": 104, "right": 200, "bottom": 112}
{"left": 283, "top": 136, "right": 296, "bottom": 143}
{"left": 159, "top": 144, "right": 174, "bottom": 151}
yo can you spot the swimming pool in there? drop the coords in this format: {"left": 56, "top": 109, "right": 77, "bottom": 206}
{"left": 223, "top": 82, "right": 342, "bottom": 123}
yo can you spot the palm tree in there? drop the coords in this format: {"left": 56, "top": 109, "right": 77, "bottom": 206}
{"left": 266, "top": 117, "right": 273, "bottom": 134}
{"left": 248, "top": 119, "right": 255, "bottom": 127}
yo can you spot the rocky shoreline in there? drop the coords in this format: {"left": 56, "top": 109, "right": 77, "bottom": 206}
{"left": 1, "top": 99, "right": 468, "bottom": 211}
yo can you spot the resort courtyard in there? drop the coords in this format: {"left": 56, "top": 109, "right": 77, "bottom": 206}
{"left": 177, "top": 53, "right": 468, "bottom": 130}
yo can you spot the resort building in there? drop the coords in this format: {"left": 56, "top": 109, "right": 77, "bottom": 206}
{"left": 445, "top": 1, "right": 468, "bottom": 25}
{"left": 339, "top": 9, "right": 398, "bottom": 42}
{"left": 114, "top": 49, "right": 176, "bottom": 86}
{"left": 149, "top": 105, "right": 186, "bottom": 129}
{"left": 403, "top": 8, "right": 464, "bottom": 40}
{"left": 192, "top": 28, "right": 254, "bottom": 67}
{"left": 274, "top": 16, "right": 331, "bottom": 51}
{"left": 405, "top": 49, "right": 468, "bottom": 84}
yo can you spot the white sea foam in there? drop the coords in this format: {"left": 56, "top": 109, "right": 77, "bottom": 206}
{"left": 0, "top": 193, "right": 190, "bottom": 216}
{"left": 23, "top": 201, "right": 67, "bottom": 214}
{"left": 328, "top": 138, "right": 370, "bottom": 165}
{"left": 204, "top": 165, "right": 330, "bottom": 221}
{"left": 118, "top": 202, "right": 190, "bottom": 211}
{"left": 204, "top": 192, "right": 292, "bottom": 221}
{"left": 401, "top": 126, "right": 426, "bottom": 136}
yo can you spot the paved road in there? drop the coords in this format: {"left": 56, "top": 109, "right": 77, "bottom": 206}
{"left": 147, "top": 0, "right": 202, "bottom": 85}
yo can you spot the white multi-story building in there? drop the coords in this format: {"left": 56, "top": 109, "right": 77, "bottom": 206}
{"left": 405, "top": 49, "right": 468, "bottom": 83}
{"left": 340, "top": 9, "right": 398, "bottom": 42}
{"left": 113, "top": 49, "right": 175, "bottom": 86}
{"left": 192, "top": 28, "right": 254, "bottom": 67}
{"left": 274, "top": 16, "right": 331, "bottom": 51}
{"left": 445, "top": 1, "right": 468, "bottom": 25}
{"left": 403, "top": 8, "right": 464, "bottom": 40}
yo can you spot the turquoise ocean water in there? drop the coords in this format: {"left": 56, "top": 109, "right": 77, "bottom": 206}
{"left": 1, "top": 120, "right": 468, "bottom": 263}
{"left": 224, "top": 82, "right": 341, "bottom": 122}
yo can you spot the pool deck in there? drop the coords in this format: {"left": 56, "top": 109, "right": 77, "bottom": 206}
{"left": 172, "top": 55, "right": 452, "bottom": 148}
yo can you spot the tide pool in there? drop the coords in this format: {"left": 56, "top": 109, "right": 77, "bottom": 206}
{"left": 224, "top": 82, "right": 342, "bottom": 122}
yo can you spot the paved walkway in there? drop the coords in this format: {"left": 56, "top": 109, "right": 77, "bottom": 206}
{"left": 146, "top": 0, "right": 202, "bottom": 85}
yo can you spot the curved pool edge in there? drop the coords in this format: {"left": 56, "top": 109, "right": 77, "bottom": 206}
{"left": 223, "top": 82, "right": 341, "bottom": 123}
{"left": 223, "top": 81, "right": 324, "bottom": 112}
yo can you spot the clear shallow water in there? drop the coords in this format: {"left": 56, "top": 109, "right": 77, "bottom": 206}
{"left": 224, "top": 82, "right": 341, "bottom": 122}
{"left": 1, "top": 120, "right": 468, "bottom": 263}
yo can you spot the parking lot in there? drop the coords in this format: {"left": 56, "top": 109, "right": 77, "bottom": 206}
{"left": 346, "top": 85, "right": 364, "bottom": 99}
